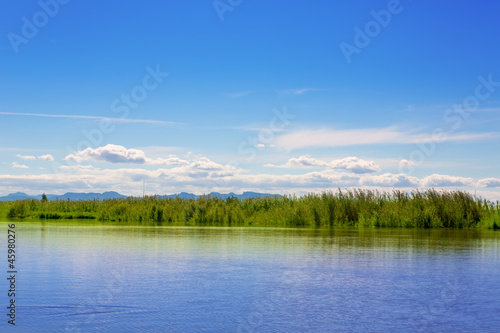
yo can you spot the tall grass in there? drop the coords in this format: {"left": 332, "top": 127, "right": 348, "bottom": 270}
{"left": 1, "top": 189, "right": 499, "bottom": 229}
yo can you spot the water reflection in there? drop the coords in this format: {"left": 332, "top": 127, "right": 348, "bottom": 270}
{"left": 1, "top": 221, "right": 499, "bottom": 332}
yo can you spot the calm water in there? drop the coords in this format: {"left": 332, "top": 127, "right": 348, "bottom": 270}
{"left": 1, "top": 221, "right": 499, "bottom": 332}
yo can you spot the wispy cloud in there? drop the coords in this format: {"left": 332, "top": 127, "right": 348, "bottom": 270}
{"left": 221, "top": 91, "right": 252, "bottom": 98}
{"left": 292, "top": 88, "right": 313, "bottom": 95}
{"left": 273, "top": 127, "right": 498, "bottom": 151}
{"left": 276, "top": 88, "right": 326, "bottom": 95}
{"left": 0, "top": 112, "right": 179, "bottom": 125}
{"left": 12, "top": 162, "right": 29, "bottom": 169}
{"left": 462, "top": 107, "right": 500, "bottom": 113}
{"left": 274, "top": 127, "right": 404, "bottom": 150}
{"left": 16, "top": 154, "right": 36, "bottom": 160}
{"left": 16, "top": 153, "right": 54, "bottom": 162}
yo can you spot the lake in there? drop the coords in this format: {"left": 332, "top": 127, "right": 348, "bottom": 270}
{"left": 1, "top": 221, "right": 499, "bottom": 332}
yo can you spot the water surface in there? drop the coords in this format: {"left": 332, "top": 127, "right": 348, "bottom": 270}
{"left": 1, "top": 221, "right": 499, "bottom": 332}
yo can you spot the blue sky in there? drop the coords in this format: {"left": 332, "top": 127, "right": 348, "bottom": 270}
{"left": 1, "top": 0, "right": 500, "bottom": 199}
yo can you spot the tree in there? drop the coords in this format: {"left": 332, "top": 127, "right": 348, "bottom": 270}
{"left": 41, "top": 193, "right": 48, "bottom": 203}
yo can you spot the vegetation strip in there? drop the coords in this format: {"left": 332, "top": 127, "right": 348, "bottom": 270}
{"left": 1, "top": 190, "right": 499, "bottom": 229}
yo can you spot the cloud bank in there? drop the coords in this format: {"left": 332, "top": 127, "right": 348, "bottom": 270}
{"left": 2, "top": 144, "right": 497, "bottom": 201}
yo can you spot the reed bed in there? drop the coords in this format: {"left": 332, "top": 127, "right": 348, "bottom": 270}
{"left": 1, "top": 189, "right": 499, "bottom": 229}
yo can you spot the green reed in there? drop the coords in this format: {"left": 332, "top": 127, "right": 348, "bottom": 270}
{"left": 1, "top": 189, "right": 499, "bottom": 229}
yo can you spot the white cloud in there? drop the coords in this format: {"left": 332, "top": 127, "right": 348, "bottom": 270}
{"left": 421, "top": 174, "right": 474, "bottom": 187}
{"left": 1, "top": 167, "right": 499, "bottom": 201}
{"left": 273, "top": 127, "right": 497, "bottom": 151}
{"left": 278, "top": 156, "right": 329, "bottom": 168}
{"left": 38, "top": 154, "right": 54, "bottom": 162}
{"left": 2, "top": 153, "right": 500, "bottom": 201}
{"left": 156, "top": 158, "right": 244, "bottom": 183}
{"left": 256, "top": 143, "right": 274, "bottom": 149}
{"left": 266, "top": 156, "right": 380, "bottom": 174}
{"left": 469, "top": 190, "right": 500, "bottom": 202}
{"left": 64, "top": 144, "right": 190, "bottom": 166}
{"left": 11, "top": 162, "right": 29, "bottom": 169}
{"left": 330, "top": 157, "right": 380, "bottom": 174}
{"left": 16, "top": 154, "right": 36, "bottom": 160}
{"left": 65, "top": 144, "right": 147, "bottom": 164}
{"left": 0, "top": 166, "right": 411, "bottom": 195}
{"left": 399, "top": 159, "right": 414, "bottom": 169}
{"left": 477, "top": 178, "right": 500, "bottom": 188}
{"left": 59, "top": 165, "right": 99, "bottom": 172}
{"left": 147, "top": 157, "right": 190, "bottom": 166}
{"left": 361, "top": 173, "right": 420, "bottom": 187}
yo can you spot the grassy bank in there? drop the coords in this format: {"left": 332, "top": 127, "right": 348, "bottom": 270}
{"left": 1, "top": 190, "right": 499, "bottom": 229}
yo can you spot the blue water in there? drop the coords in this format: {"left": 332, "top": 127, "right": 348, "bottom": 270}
{"left": 1, "top": 222, "right": 499, "bottom": 332}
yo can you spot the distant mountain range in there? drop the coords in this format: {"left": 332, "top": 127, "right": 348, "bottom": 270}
{"left": 0, "top": 191, "right": 280, "bottom": 202}
{"left": 0, "top": 191, "right": 126, "bottom": 202}
{"left": 163, "top": 191, "right": 280, "bottom": 200}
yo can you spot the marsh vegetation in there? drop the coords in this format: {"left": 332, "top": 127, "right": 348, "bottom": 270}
{"left": 1, "top": 189, "right": 499, "bottom": 229}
